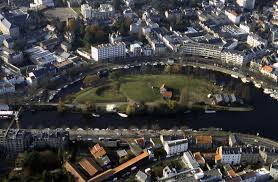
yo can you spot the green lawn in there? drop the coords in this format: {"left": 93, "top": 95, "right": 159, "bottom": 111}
{"left": 72, "top": 74, "right": 219, "bottom": 104}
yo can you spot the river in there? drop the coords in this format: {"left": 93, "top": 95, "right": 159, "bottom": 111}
{"left": 2, "top": 67, "right": 278, "bottom": 140}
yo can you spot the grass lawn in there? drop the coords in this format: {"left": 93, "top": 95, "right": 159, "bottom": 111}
{"left": 72, "top": 74, "right": 219, "bottom": 104}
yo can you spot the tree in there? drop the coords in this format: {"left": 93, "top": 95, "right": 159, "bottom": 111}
{"left": 67, "top": 19, "right": 78, "bottom": 33}
{"left": 179, "top": 88, "right": 190, "bottom": 106}
{"left": 109, "top": 71, "right": 121, "bottom": 80}
{"left": 126, "top": 103, "right": 136, "bottom": 114}
{"left": 57, "top": 100, "right": 66, "bottom": 112}
{"left": 167, "top": 100, "right": 178, "bottom": 110}
{"left": 83, "top": 75, "right": 99, "bottom": 86}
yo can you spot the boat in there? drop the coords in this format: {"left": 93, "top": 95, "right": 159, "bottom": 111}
{"left": 92, "top": 113, "right": 100, "bottom": 117}
{"left": 117, "top": 112, "right": 128, "bottom": 118}
{"left": 263, "top": 89, "right": 272, "bottom": 95}
{"left": 80, "top": 87, "right": 84, "bottom": 90}
{"left": 184, "top": 110, "right": 191, "bottom": 114}
{"left": 204, "top": 109, "right": 216, "bottom": 114}
{"left": 241, "top": 77, "right": 247, "bottom": 83}
{"left": 254, "top": 83, "right": 262, "bottom": 88}
{"left": 231, "top": 74, "right": 239, "bottom": 79}
{"left": 270, "top": 94, "right": 276, "bottom": 98}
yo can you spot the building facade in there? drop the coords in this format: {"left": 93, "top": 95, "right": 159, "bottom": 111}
{"left": 91, "top": 42, "right": 126, "bottom": 61}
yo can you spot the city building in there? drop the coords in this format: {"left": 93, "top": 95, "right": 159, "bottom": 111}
{"left": 221, "top": 49, "right": 247, "bottom": 66}
{"left": 236, "top": 0, "right": 256, "bottom": 10}
{"left": 90, "top": 143, "right": 107, "bottom": 159}
{"left": 0, "top": 14, "right": 20, "bottom": 38}
{"left": 25, "top": 46, "right": 57, "bottom": 65}
{"left": 31, "top": 128, "right": 69, "bottom": 149}
{"left": 0, "top": 129, "right": 32, "bottom": 153}
{"left": 79, "top": 157, "right": 102, "bottom": 177}
{"left": 216, "top": 146, "right": 241, "bottom": 165}
{"left": 64, "top": 161, "right": 87, "bottom": 182}
{"left": 30, "top": 0, "right": 54, "bottom": 8}
{"left": 181, "top": 42, "right": 222, "bottom": 60}
{"left": 240, "top": 147, "right": 262, "bottom": 164}
{"left": 81, "top": 4, "right": 114, "bottom": 20}
{"left": 161, "top": 136, "right": 188, "bottom": 156}
{"left": 91, "top": 42, "right": 126, "bottom": 61}
{"left": 247, "top": 34, "right": 268, "bottom": 48}
{"left": 259, "top": 147, "right": 278, "bottom": 164}
{"left": 195, "top": 135, "right": 213, "bottom": 150}
{"left": 0, "top": 81, "right": 15, "bottom": 94}
{"left": 136, "top": 170, "right": 151, "bottom": 182}
{"left": 225, "top": 10, "right": 242, "bottom": 24}
{"left": 270, "top": 161, "right": 278, "bottom": 181}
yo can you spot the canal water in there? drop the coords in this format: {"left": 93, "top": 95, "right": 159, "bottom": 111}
{"left": 2, "top": 68, "right": 278, "bottom": 140}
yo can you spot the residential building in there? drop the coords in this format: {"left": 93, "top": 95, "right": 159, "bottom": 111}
{"left": 247, "top": 34, "right": 268, "bottom": 48}
{"left": 240, "top": 147, "right": 262, "bottom": 164}
{"left": 90, "top": 143, "right": 107, "bottom": 159}
{"left": 259, "top": 147, "right": 278, "bottom": 164}
{"left": 162, "top": 137, "right": 188, "bottom": 156}
{"left": 25, "top": 46, "right": 57, "bottom": 65}
{"left": 239, "top": 171, "right": 257, "bottom": 182}
{"left": 182, "top": 151, "right": 200, "bottom": 169}
{"left": 81, "top": 4, "right": 114, "bottom": 20}
{"left": 0, "top": 129, "right": 32, "bottom": 153}
{"left": 81, "top": 4, "right": 92, "bottom": 19}
{"left": 201, "top": 168, "right": 223, "bottom": 182}
{"left": 31, "top": 128, "right": 69, "bottom": 148}
{"left": 130, "top": 43, "right": 142, "bottom": 56}
{"left": 236, "top": 0, "right": 256, "bottom": 10}
{"left": 0, "top": 14, "right": 20, "bottom": 38}
{"left": 181, "top": 42, "right": 222, "bottom": 60}
{"left": 216, "top": 146, "right": 241, "bottom": 165}
{"left": 78, "top": 157, "right": 102, "bottom": 177}
{"left": 30, "top": 0, "right": 54, "bottom": 8}
{"left": 109, "top": 32, "right": 122, "bottom": 44}
{"left": 225, "top": 10, "right": 241, "bottom": 24}
{"left": 255, "top": 168, "right": 270, "bottom": 182}
{"left": 136, "top": 170, "right": 151, "bottom": 182}
{"left": 0, "top": 81, "right": 15, "bottom": 94}
{"left": 195, "top": 135, "right": 213, "bottom": 150}
{"left": 221, "top": 49, "right": 247, "bottom": 66}
{"left": 270, "top": 162, "right": 278, "bottom": 181}
{"left": 91, "top": 42, "right": 126, "bottom": 61}
{"left": 64, "top": 161, "right": 87, "bottom": 182}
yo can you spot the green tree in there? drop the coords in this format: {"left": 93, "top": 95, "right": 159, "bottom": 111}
{"left": 83, "top": 75, "right": 99, "bottom": 86}
{"left": 126, "top": 103, "right": 136, "bottom": 114}
{"left": 57, "top": 100, "right": 66, "bottom": 112}
{"left": 167, "top": 100, "right": 178, "bottom": 110}
{"left": 67, "top": 19, "right": 78, "bottom": 33}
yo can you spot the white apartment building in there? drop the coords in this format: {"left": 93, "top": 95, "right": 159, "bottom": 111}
{"left": 0, "top": 14, "right": 20, "bottom": 38}
{"left": 236, "top": 0, "right": 255, "bottom": 10}
{"left": 162, "top": 138, "right": 188, "bottom": 156}
{"left": 81, "top": 4, "right": 92, "bottom": 19}
{"left": 81, "top": 4, "right": 114, "bottom": 20}
{"left": 217, "top": 146, "right": 241, "bottom": 165}
{"left": 181, "top": 42, "right": 222, "bottom": 60}
{"left": 91, "top": 42, "right": 126, "bottom": 61}
{"left": 25, "top": 46, "right": 57, "bottom": 65}
{"left": 225, "top": 10, "right": 241, "bottom": 24}
{"left": 30, "top": 0, "right": 55, "bottom": 8}
{"left": 221, "top": 50, "right": 246, "bottom": 66}
{"left": 130, "top": 43, "right": 142, "bottom": 56}
{"left": 247, "top": 34, "right": 268, "bottom": 48}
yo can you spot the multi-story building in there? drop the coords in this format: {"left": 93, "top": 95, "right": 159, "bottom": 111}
{"left": 81, "top": 4, "right": 114, "bottom": 20}
{"left": 216, "top": 146, "right": 241, "bottom": 165}
{"left": 91, "top": 42, "right": 126, "bottom": 61}
{"left": 236, "top": 0, "right": 256, "bottom": 10}
{"left": 221, "top": 49, "right": 247, "bottom": 66}
{"left": 0, "top": 14, "right": 20, "bottom": 38}
{"left": 81, "top": 4, "right": 92, "bottom": 19}
{"left": 162, "top": 137, "right": 188, "bottom": 156}
{"left": 31, "top": 128, "right": 69, "bottom": 149}
{"left": 259, "top": 147, "right": 278, "bottom": 164}
{"left": 225, "top": 10, "right": 241, "bottom": 24}
{"left": 270, "top": 162, "right": 278, "bottom": 181}
{"left": 30, "top": 0, "right": 54, "bottom": 8}
{"left": 247, "top": 34, "right": 268, "bottom": 48}
{"left": 0, "top": 129, "right": 32, "bottom": 153}
{"left": 25, "top": 46, "right": 57, "bottom": 65}
{"left": 181, "top": 42, "right": 222, "bottom": 60}
{"left": 0, "top": 81, "right": 15, "bottom": 95}
{"left": 240, "top": 147, "right": 262, "bottom": 164}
